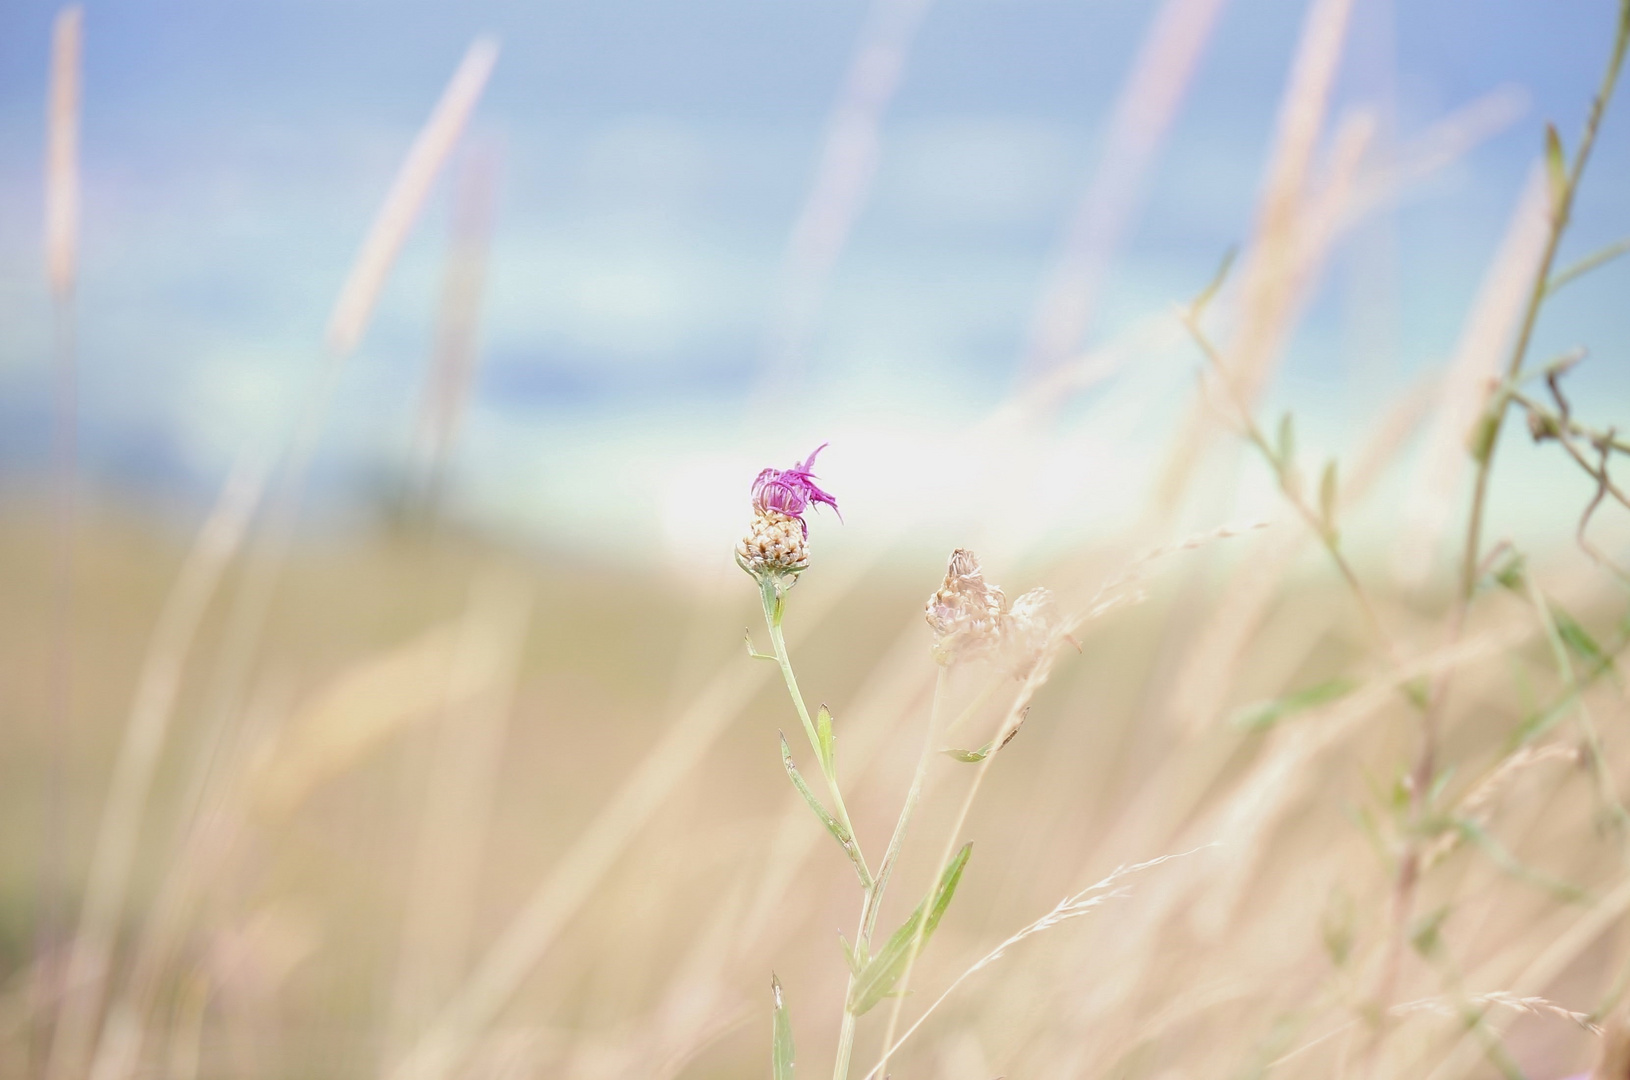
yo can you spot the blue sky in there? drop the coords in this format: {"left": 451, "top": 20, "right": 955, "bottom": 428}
{"left": 0, "top": 0, "right": 1627, "bottom": 567}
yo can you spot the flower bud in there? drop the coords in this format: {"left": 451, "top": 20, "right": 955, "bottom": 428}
{"left": 737, "top": 509, "right": 810, "bottom": 581}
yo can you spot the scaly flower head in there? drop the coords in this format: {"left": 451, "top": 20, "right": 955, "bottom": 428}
{"left": 925, "top": 549, "right": 1007, "bottom": 666}
{"left": 751, "top": 444, "right": 840, "bottom": 537}
{"left": 737, "top": 510, "right": 810, "bottom": 579}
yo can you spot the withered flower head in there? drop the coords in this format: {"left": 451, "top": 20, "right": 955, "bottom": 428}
{"left": 925, "top": 549, "right": 1007, "bottom": 665}
{"left": 1001, "top": 586, "right": 1061, "bottom": 678}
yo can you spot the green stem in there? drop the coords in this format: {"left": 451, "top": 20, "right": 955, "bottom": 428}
{"left": 860, "top": 667, "right": 949, "bottom": 943}
{"left": 832, "top": 665, "right": 949, "bottom": 1080}
{"left": 760, "top": 579, "right": 870, "bottom": 880}
{"left": 1459, "top": 0, "right": 1630, "bottom": 601}
{"left": 832, "top": 995, "right": 859, "bottom": 1080}
{"left": 755, "top": 577, "right": 873, "bottom": 1080}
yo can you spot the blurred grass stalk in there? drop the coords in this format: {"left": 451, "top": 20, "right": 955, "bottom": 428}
{"left": 410, "top": 141, "right": 501, "bottom": 521}
{"left": 16, "top": 0, "right": 1630, "bottom": 1075}
{"left": 37, "top": 7, "right": 81, "bottom": 1051}
{"left": 756, "top": 0, "right": 931, "bottom": 398}
{"left": 1021, "top": 0, "right": 1230, "bottom": 381}
{"left": 44, "top": 463, "right": 265, "bottom": 1080}
{"left": 383, "top": 572, "right": 531, "bottom": 1065}
{"left": 40, "top": 33, "right": 502, "bottom": 1080}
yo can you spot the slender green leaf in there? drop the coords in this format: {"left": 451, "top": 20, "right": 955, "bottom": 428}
{"left": 848, "top": 843, "right": 972, "bottom": 1016}
{"left": 780, "top": 733, "right": 868, "bottom": 886}
{"left": 771, "top": 975, "right": 794, "bottom": 1080}
{"left": 1466, "top": 411, "right": 1500, "bottom": 464}
{"left": 1427, "top": 765, "right": 1456, "bottom": 806}
{"left": 1229, "top": 677, "right": 1358, "bottom": 731}
{"left": 1277, "top": 412, "right": 1296, "bottom": 468}
{"left": 744, "top": 628, "right": 777, "bottom": 662}
{"left": 1318, "top": 460, "right": 1339, "bottom": 530}
{"left": 1552, "top": 606, "right": 1606, "bottom": 664}
{"left": 1410, "top": 904, "right": 1451, "bottom": 958}
{"left": 838, "top": 934, "right": 866, "bottom": 975}
{"left": 1492, "top": 552, "right": 1527, "bottom": 593}
{"left": 1457, "top": 818, "right": 1587, "bottom": 901}
{"left": 943, "top": 714, "right": 1026, "bottom": 763}
{"left": 1189, "top": 245, "right": 1238, "bottom": 318}
{"left": 1547, "top": 235, "right": 1630, "bottom": 295}
{"left": 1321, "top": 885, "right": 1354, "bottom": 967}
{"left": 816, "top": 704, "right": 835, "bottom": 773}
{"left": 1545, "top": 123, "right": 1568, "bottom": 215}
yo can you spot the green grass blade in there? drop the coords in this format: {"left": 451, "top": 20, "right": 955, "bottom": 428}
{"left": 1229, "top": 677, "right": 1358, "bottom": 731}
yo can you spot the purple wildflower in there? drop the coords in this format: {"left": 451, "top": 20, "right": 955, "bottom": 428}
{"left": 751, "top": 444, "right": 841, "bottom": 536}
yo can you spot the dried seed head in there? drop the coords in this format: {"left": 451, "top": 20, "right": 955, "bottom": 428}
{"left": 925, "top": 549, "right": 1007, "bottom": 665}
{"left": 737, "top": 509, "right": 810, "bottom": 580}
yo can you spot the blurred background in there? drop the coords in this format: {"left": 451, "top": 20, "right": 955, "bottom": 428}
{"left": 0, "top": 0, "right": 1627, "bottom": 557}
{"left": 4, "top": 1, "right": 1630, "bottom": 1077}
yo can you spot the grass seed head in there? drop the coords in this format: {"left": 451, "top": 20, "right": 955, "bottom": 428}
{"left": 1001, "top": 586, "right": 1061, "bottom": 677}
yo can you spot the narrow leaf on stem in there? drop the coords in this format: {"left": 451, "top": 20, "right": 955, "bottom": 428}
{"left": 780, "top": 733, "right": 870, "bottom": 888}
{"left": 771, "top": 974, "right": 795, "bottom": 1080}
{"left": 1319, "top": 459, "right": 1339, "bottom": 537}
{"left": 816, "top": 704, "right": 835, "bottom": 773}
{"left": 1545, "top": 122, "right": 1568, "bottom": 217}
{"left": 1277, "top": 412, "right": 1297, "bottom": 468}
{"left": 847, "top": 842, "right": 972, "bottom": 1016}
{"left": 1230, "top": 677, "right": 1358, "bottom": 731}
{"left": 839, "top": 933, "right": 866, "bottom": 975}
{"left": 1188, "top": 245, "right": 1237, "bottom": 319}
{"left": 744, "top": 628, "right": 777, "bottom": 662}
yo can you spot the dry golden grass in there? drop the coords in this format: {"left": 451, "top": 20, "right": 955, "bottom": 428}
{"left": 0, "top": 486, "right": 1626, "bottom": 1080}
{"left": 10, "top": 3, "right": 1630, "bottom": 1079}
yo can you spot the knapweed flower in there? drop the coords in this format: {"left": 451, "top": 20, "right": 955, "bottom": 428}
{"left": 751, "top": 444, "right": 840, "bottom": 537}
{"left": 925, "top": 549, "right": 1007, "bottom": 665}
{"left": 738, "top": 445, "right": 839, "bottom": 584}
